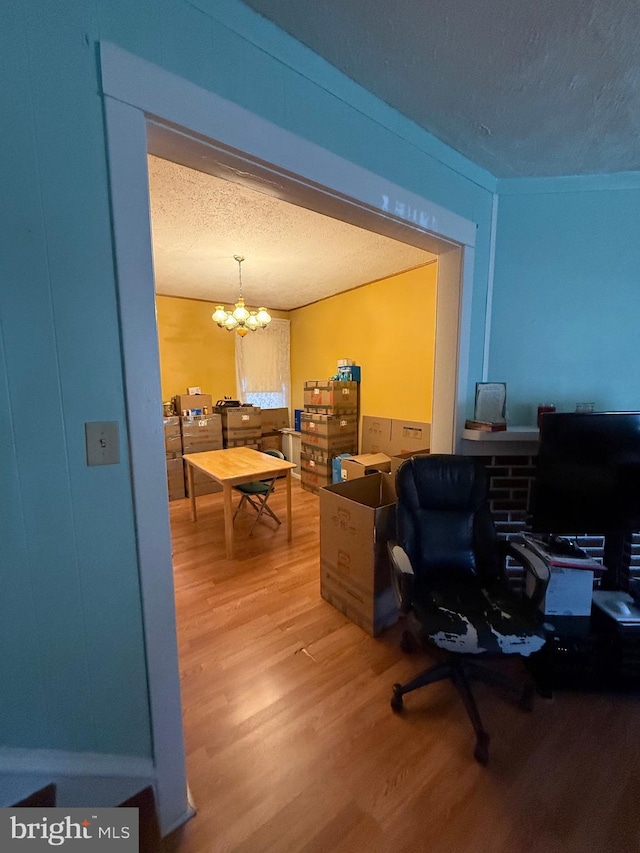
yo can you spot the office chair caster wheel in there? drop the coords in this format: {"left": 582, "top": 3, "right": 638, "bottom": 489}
{"left": 519, "top": 684, "right": 535, "bottom": 712}
{"left": 391, "top": 684, "right": 404, "bottom": 712}
{"left": 400, "top": 631, "right": 418, "bottom": 653}
{"left": 474, "top": 731, "right": 490, "bottom": 765}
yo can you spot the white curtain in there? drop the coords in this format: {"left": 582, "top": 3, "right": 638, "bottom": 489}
{"left": 235, "top": 317, "right": 291, "bottom": 410}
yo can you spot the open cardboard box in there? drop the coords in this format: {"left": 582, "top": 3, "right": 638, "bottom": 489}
{"left": 319, "top": 472, "right": 399, "bottom": 635}
{"left": 341, "top": 452, "right": 392, "bottom": 481}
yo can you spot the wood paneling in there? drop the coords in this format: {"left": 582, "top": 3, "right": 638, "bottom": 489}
{"left": 164, "top": 481, "right": 640, "bottom": 853}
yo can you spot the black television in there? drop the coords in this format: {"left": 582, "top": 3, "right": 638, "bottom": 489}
{"left": 530, "top": 411, "right": 640, "bottom": 586}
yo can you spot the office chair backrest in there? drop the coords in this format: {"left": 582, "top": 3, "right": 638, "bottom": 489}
{"left": 395, "top": 454, "right": 501, "bottom": 582}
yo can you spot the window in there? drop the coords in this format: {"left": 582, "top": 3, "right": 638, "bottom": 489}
{"left": 235, "top": 317, "right": 290, "bottom": 410}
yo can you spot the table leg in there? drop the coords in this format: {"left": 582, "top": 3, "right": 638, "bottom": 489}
{"left": 286, "top": 470, "right": 292, "bottom": 542}
{"left": 187, "top": 463, "right": 197, "bottom": 522}
{"left": 223, "top": 483, "right": 234, "bottom": 560}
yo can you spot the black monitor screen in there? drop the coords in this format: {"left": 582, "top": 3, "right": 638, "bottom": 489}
{"left": 530, "top": 412, "right": 640, "bottom": 535}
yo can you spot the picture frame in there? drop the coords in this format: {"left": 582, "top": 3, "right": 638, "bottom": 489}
{"left": 473, "top": 382, "right": 507, "bottom": 424}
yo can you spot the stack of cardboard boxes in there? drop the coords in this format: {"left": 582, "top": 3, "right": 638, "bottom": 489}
{"left": 164, "top": 416, "right": 185, "bottom": 501}
{"left": 360, "top": 415, "right": 431, "bottom": 473}
{"left": 300, "top": 379, "right": 359, "bottom": 494}
{"left": 165, "top": 391, "right": 224, "bottom": 499}
{"left": 163, "top": 390, "right": 297, "bottom": 501}
{"left": 260, "top": 408, "right": 290, "bottom": 453}
{"left": 216, "top": 404, "right": 262, "bottom": 449}
{"left": 181, "top": 414, "right": 224, "bottom": 496}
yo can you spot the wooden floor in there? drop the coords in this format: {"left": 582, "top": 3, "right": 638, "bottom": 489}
{"left": 163, "top": 479, "right": 640, "bottom": 853}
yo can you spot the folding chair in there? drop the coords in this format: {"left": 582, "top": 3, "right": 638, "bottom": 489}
{"left": 233, "top": 449, "right": 285, "bottom": 535}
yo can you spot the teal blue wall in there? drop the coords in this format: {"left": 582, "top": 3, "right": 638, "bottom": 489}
{"left": 492, "top": 174, "right": 640, "bottom": 425}
{"left": 1, "top": 0, "right": 495, "bottom": 756}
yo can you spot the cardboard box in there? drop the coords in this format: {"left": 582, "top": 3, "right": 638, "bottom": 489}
{"left": 300, "top": 468, "right": 333, "bottom": 494}
{"left": 302, "top": 437, "right": 358, "bottom": 459}
{"left": 220, "top": 406, "right": 262, "bottom": 444}
{"left": 390, "top": 450, "right": 431, "bottom": 477}
{"left": 174, "top": 393, "right": 213, "bottom": 414}
{"left": 300, "top": 451, "right": 332, "bottom": 491}
{"left": 180, "top": 415, "right": 223, "bottom": 453}
{"left": 260, "top": 408, "right": 289, "bottom": 435}
{"left": 260, "top": 434, "right": 283, "bottom": 453}
{"left": 319, "top": 473, "right": 399, "bottom": 636}
{"left": 320, "top": 567, "right": 398, "bottom": 637}
{"left": 389, "top": 419, "right": 431, "bottom": 455}
{"left": 300, "top": 444, "right": 333, "bottom": 464}
{"left": 341, "top": 453, "right": 392, "bottom": 481}
{"left": 336, "top": 365, "right": 361, "bottom": 382}
{"left": 360, "top": 416, "right": 393, "bottom": 454}
{"left": 526, "top": 565, "right": 594, "bottom": 617}
{"left": 360, "top": 416, "right": 431, "bottom": 455}
{"left": 224, "top": 438, "right": 260, "bottom": 450}
{"left": 166, "top": 457, "right": 185, "bottom": 501}
{"left": 163, "top": 416, "right": 182, "bottom": 459}
{"left": 300, "top": 412, "right": 358, "bottom": 454}
{"left": 304, "top": 380, "right": 358, "bottom": 412}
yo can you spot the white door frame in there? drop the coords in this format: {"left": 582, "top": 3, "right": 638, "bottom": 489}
{"left": 100, "top": 41, "right": 477, "bottom": 835}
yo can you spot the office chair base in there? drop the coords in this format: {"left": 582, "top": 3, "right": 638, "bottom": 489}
{"left": 473, "top": 731, "right": 490, "bottom": 765}
{"left": 391, "top": 655, "right": 534, "bottom": 764}
{"left": 400, "top": 630, "right": 419, "bottom": 654}
{"left": 390, "top": 684, "right": 404, "bottom": 712}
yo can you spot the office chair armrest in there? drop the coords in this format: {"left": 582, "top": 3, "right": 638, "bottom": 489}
{"left": 504, "top": 541, "right": 550, "bottom": 610}
{"left": 387, "top": 542, "right": 415, "bottom": 613}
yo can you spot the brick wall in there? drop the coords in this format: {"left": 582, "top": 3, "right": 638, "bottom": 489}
{"left": 478, "top": 453, "right": 640, "bottom": 590}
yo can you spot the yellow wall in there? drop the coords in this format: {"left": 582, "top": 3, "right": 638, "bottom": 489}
{"left": 155, "top": 295, "right": 289, "bottom": 403}
{"left": 290, "top": 263, "right": 437, "bottom": 421}
{"left": 157, "top": 262, "right": 437, "bottom": 421}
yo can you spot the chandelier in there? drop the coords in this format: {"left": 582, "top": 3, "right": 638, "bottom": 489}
{"left": 211, "top": 255, "right": 272, "bottom": 337}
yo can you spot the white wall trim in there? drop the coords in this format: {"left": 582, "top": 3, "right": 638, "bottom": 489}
{"left": 0, "top": 747, "right": 154, "bottom": 779}
{"left": 482, "top": 192, "right": 499, "bottom": 380}
{"left": 102, "top": 96, "right": 189, "bottom": 838}
{"left": 99, "top": 41, "right": 479, "bottom": 834}
{"left": 100, "top": 42, "right": 476, "bottom": 251}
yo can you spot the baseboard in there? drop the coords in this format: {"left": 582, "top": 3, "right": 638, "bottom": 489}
{"left": 0, "top": 748, "right": 155, "bottom": 810}
{"left": 0, "top": 747, "right": 154, "bottom": 779}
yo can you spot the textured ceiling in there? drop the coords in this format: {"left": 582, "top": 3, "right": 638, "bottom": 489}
{"left": 241, "top": 0, "right": 640, "bottom": 178}
{"left": 148, "top": 156, "right": 435, "bottom": 309}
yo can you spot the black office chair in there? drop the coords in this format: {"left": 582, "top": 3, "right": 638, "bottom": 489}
{"left": 388, "top": 454, "right": 547, "bottom": 764}
{"left": 233, "top": 449, "right": 285, "bottom": 535}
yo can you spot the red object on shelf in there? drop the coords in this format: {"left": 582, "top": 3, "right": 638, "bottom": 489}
{"left": 537, "top": 404, "right": 556, "bottom": 428}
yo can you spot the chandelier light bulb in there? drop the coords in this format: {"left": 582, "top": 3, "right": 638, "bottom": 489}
{"left": 246, "top": 312, "right": 259, "bottom": 331}
{"left": 256, "top": 307, "right": 271, "bottom": 327}
{"left": 212, "top": 306, "right": 227, "bottom": 325}
{"left": 232, "top": 298, "right": 249, "bottom": 323}
{"left": 223, "top": 314, "right": 238, "bottom": 331}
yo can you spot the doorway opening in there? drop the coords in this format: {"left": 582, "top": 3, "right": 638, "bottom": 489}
{"left": 101, "top": 41, "right": 476, "bottom": 835}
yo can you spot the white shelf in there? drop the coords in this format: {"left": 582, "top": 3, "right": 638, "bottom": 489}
{"left": 462, "top": 426, "right": 539, "bottom": 442}
{"left": 461, "top": 426, "right": 539, "bottom": 456}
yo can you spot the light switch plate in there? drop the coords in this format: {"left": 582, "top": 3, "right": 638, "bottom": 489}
{"left": 85, "top": 421, "right": 120, "bottom": 466}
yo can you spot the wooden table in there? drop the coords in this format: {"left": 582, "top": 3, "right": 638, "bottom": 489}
{"left": 183, "top": 447, "right": 297, "bottom": 560}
